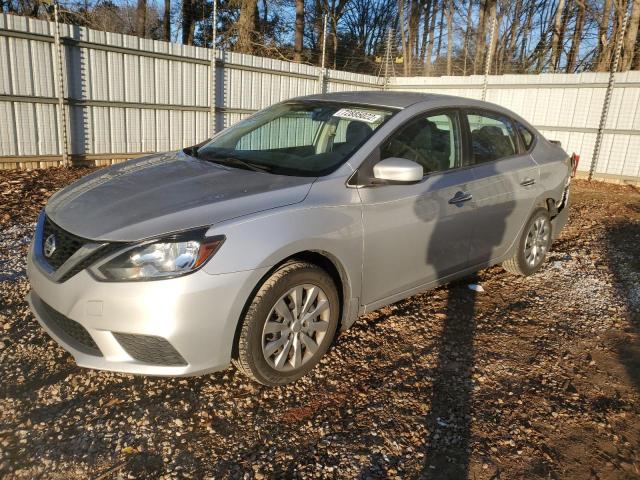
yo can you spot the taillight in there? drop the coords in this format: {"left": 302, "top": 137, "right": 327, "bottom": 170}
{"left": 570, "top": 153, "right": 579, "bottom": 178}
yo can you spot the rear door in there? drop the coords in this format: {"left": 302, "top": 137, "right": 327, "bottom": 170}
{"left": 463, "top": 110, "right": 540, "bottom": 267}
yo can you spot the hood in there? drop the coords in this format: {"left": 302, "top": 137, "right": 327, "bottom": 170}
{"left": 45, "top": 151, "right": 315, "bottom": 241}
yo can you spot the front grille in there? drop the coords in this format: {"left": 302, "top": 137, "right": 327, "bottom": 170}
{"left": 40, "top": 301, "right": 102, "bottom": 356}
{"left": 113, "top": 333, "right": 187, "bottom": 366}
{"left": 40, "top": 216, "right": 122, "bottom": 282}
{"left": 42, "top": 216, "right": 89, "bottom": 269}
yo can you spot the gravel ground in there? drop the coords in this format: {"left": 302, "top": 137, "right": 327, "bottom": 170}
{"left": 0, "top": 168, "right": 639, "bottom": 479}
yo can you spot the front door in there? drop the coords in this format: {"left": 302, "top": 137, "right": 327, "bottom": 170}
{"left": 358, "top": 110, "right": 476, "bottom": 306}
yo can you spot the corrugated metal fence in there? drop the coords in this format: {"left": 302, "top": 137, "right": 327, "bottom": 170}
{"left": 392, "top": 74, "right": 640, "bottom": 182}
{"left": 0, "top": 14, "right": 382, "bottom": 170}
{"left": 1, "top": 13, "right": 639, "bottom": 182}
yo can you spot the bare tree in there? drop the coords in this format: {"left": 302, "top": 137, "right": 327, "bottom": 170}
{"left": 9, "top": 0, "right": 639, "bottom": 75}
{"left": 136, "top": 0, "right": 147, "bottom": 37}
{"left": 446, "top": 0, "right": 453, "bottom": 75}
{"left": 342, "top": 0, "right": 396, "bottom": 64}
{"left": 237, "top": 0, "right": 257, "bottom": 54}
{"left": 424, "top": 0, "right": 438, "bottom": 74}
{"left": 634, "top": 26, "right": 640, "bottom": 69}
{"left": 487, "top": 0, "right": 498, "bottom": 72}
{"left": 566, "top": 0, "right": 585, "bottom": 72}
{"left": 473, "top": 0, "right": 489, "bottom": 74}
{"left": 182, "top": 0, "right": 196, "bottom": 45}
{"left": 596, "top": 0, "right": 613, "bottom": 71}
{"left": 419, "top": 0, "right": 433, "bottom": 64}
{"left": 519, "top": 0, "right": 536, "bottom": 69}
{"left": 397, "top": 0, "right": 409, "bottom": 74}
{"left": 622, "top": 0, "right": 640, "bottom": 69}
{"left": 163, "top": 0, "right": 171, "bottom": 42}
{"left": 504, "top": 0, "right": 523, "bottom": 71}
{"left": 294, "top": 0, "right": 304, "bottom": 62}
{"left": 435, "top": 0, "right": 445, "bottom": 58}
{"left": 549, "top": 0, "right": 566, "bottom": 71}
{"left": 462, "top": 0, "right": 473, "bottom": 74}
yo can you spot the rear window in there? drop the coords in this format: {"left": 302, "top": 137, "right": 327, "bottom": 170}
{"left": 516, "top": 122, "right": 535, "bottom": 150}
{"left": 467, "top": 112, "right": 518, "bottom": 163}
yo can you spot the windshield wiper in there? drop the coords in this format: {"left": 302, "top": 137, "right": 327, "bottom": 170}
{"left": 206, "top": 156, "right": 273, "bottom": 173}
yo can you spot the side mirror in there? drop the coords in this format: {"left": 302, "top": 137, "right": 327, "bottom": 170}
{"left": 373, "top": 157, "right": 423, "bottom": 184}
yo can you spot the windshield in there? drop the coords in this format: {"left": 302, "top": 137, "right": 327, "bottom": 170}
{"left": 195, "top": 101, "right": 395, "bottom": 176}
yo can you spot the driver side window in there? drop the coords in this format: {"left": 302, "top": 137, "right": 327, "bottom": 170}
{"left": 381, "top": 111, "right": 461, "bottom": 175}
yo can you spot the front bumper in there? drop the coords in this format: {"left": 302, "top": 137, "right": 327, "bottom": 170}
{"left": 27, "top": 249, "right": 269, "bottom": 376}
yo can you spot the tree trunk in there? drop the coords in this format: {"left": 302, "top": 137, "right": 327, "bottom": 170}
{"left": 408, "top": 0, "right": 421, "bottom": 74}
{"left": 424, "top": 0, "right": 438, "bottom": 74}
{"left": 474, "top": 0, "right": 489, "bottom": 75}
{"left": 136, "top": 0, "right": 147, "bottom": 37}
{"left": 446, "top": 0, "right": 453, "bottom": 75}
{"left": 294, "top": 0, "right": 304, "bottom": 62}
{"left": 520, "top": 1, "right": 535, "bottom": 69}
{"left": 237, "top": 0, "right": 258, "bottom": 54}
{"left": 331, "top": 14, "right": 338, "bottom": 69}
{"left": 462, "top": 0, "right": 473, "bottom": 75}
{"left": 633, "top": 28, "right": 640, "bottom": 69}
{"left": 622, "top": 0, "right": 640, "bottom": 70}
{"left": 181, "top": 0, "right": 196, "bottom": 45}
{"left": 550, "top": 0, "right": 566, "bottom": 71}
{"left": 487, "top": 0, "right": 498, "bottom": 74}
{"left": 163, "top": 0, "right": 171, "bottom": 42}
{"left": 314, "top": 0, "right": 324, "bottom": 62}
{"left": 435, "top": 0, "right": 445, "bottom": 59}
{"left": 29, "top": 0, "right": 40, "bottom": 17}
{"left": 407, "top": 0, "right": 415, "bottom": 74}
{"left": 505, "top": 0, "right": 523, "bottom": 71}
{"left": 566, "top": 1, "right": 585, "bottom": 72}
{"left": 398, "top": 0, "right": 409, "bottom": 75}
{"left": 596, "top": 0, "right": 613, "bottom": 71}
{"left": 420, "top": 0, "right": 432, "bottom": 64}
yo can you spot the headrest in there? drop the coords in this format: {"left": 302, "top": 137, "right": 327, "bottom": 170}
{"left": 346, "top": 121, "right": 372, "bottom": 144}
{"left": 478, "top": 125, "right": 504, "bottom": 137}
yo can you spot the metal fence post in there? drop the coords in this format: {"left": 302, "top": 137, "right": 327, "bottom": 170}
{"left": 481, "top": 15, "right": 497, "bottom": 102}
{"left": 53, "top": 0, "right": 69, "bottom": 166}
{"left": 588, "top": 6, "right": 630, "bottom": 181}
{"left": 318, "top": 14, "right": 328, "bottom": 94}
{"left": 209, "top": 0, "right": 218, "bottom": 137}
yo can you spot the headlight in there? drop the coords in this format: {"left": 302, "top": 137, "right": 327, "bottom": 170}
{"left": 92, "top": 231, "right": 225, "bottom": 281}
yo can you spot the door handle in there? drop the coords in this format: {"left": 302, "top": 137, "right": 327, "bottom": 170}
{"left": 448, "top": 191, "right": 473, "bottom": 204}
{"left": 520, "top": 178, "right": 536, "bottom": 187}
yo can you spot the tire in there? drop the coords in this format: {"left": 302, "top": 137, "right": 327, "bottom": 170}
{"left": 232, "top": 260, "right": 340, "bottom": 386}
{"left": 502, "top": 207, "right": 552, "bottom": 276}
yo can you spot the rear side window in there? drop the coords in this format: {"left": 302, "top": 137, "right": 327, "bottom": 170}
{"left": 516, "top": 122, "right": 535, "bottom": 150}
{"left": 467, "top": 112, "right": 518, "bottom": 163}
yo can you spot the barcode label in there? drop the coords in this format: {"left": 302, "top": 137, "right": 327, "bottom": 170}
{"left": 333, "top": 108, "right": 382, "bottom": 123}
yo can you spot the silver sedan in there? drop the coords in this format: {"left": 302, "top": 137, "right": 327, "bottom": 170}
{"left": 27, "top": 92, "right": 572, "bottom": 385}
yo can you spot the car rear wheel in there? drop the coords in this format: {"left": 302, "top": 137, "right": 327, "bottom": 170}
{"left": 502, "top": 207, "right": 552, "bottom": 276}
{"left": 232, "top": 261, "right": 339, "bottom": 386}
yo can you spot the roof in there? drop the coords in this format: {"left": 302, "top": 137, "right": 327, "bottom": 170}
{"left": 295, "top": 91, "right": 460, "bottom": 109}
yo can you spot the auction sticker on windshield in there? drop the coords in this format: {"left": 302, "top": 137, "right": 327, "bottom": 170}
{"left": 333, "top": 108, "right": 382, "bottom": 123}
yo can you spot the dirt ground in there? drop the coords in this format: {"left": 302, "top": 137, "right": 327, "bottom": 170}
{"left": 0, "top": 168, "right": 639, "bottom": 480}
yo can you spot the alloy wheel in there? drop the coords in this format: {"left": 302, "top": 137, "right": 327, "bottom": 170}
{"left": 524, "top": 216, "right": 550, "bottom": 268}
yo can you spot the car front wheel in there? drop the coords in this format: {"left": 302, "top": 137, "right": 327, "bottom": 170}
{"left": 232, "top": 260, "right": 340, "bottom": 386}
{"left": 502, "top": 207, "right": 552, "bottom": 276}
